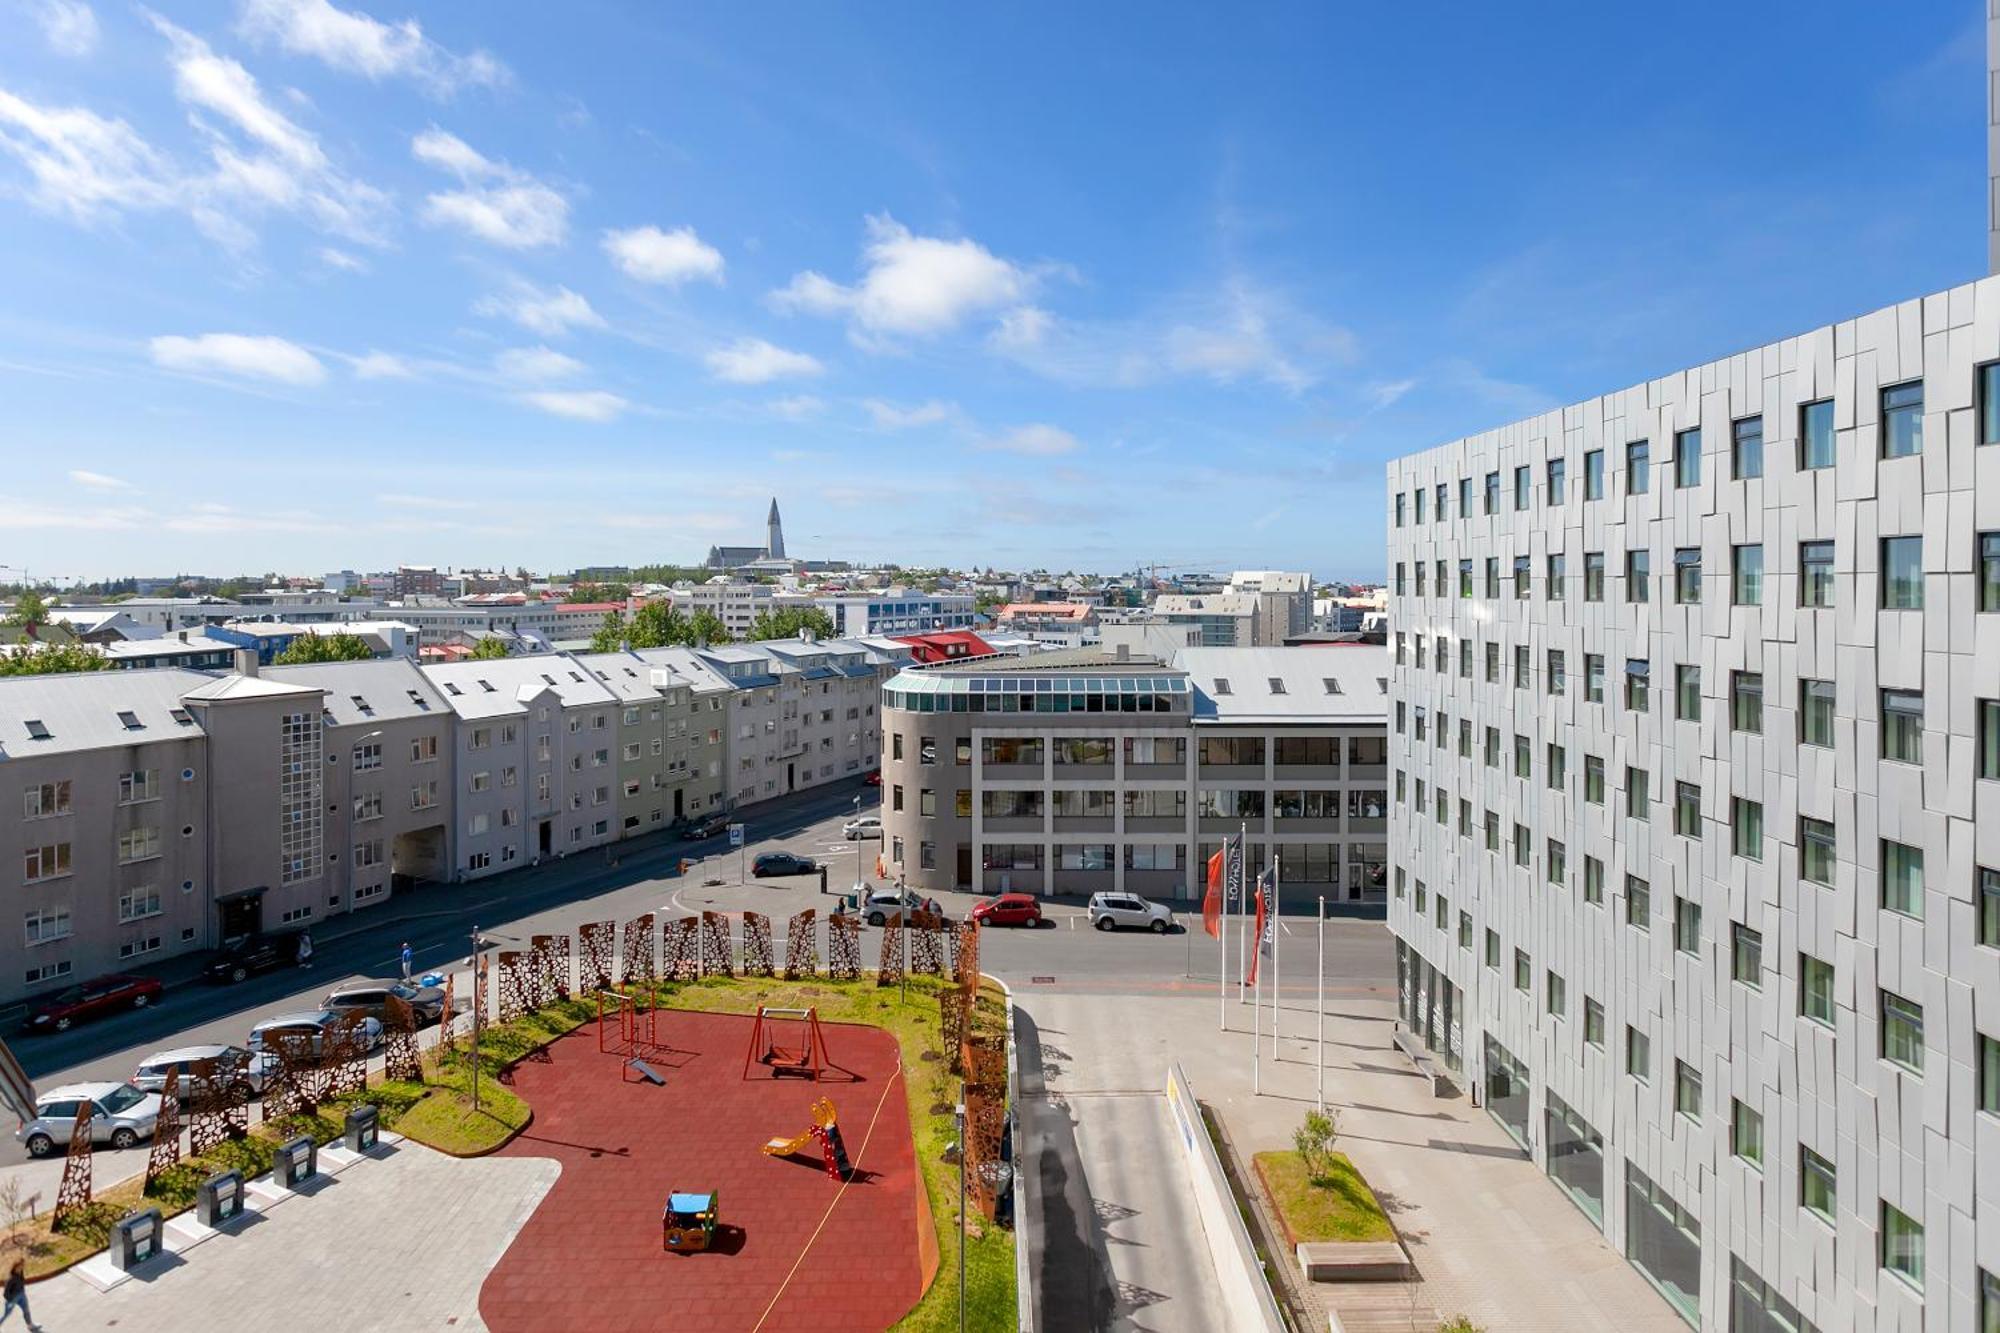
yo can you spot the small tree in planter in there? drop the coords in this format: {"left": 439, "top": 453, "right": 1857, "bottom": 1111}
{"left": 1437, "top": 1317, "right": 1485, "bottom": 1333}
{"left": 1293, "top": 1108, "right": 1339, "bottom": 1182}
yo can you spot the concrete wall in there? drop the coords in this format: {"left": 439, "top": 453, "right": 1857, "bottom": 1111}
{"left": 1163, "top": 1062, "right": 1287, "bottom": 1333}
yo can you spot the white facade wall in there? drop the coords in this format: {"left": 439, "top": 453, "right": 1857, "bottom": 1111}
{"left": 1387, "top": 275, "right": 2000, "bottom": 1333}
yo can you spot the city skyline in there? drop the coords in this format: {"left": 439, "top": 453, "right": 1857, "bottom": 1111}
{"left": 0, "top": 1, "right": 1987, "bottom": 579}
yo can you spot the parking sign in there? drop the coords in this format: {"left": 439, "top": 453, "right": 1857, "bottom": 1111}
{"left": 728, "top": 823, "right": 746, "bottom": 848}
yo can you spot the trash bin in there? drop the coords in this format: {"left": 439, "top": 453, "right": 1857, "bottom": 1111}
{"left": 111, "top": 1208, "right": 163, "bottom": 1271}
{"left": 276, "top": 1134, "right": 317, "bottom": 1189}
{"left": 345, "top": 1103, "right": 379, "bottom": 1152}
{"left": 196, "top": 1170, "right": 246, "bottom": 1227}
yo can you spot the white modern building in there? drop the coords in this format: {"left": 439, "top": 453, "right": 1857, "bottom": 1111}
{"left": 1387, "top": 274, "right": 2000, "bottom": 1332}
{"left": 1226, "top": 570, "right": 1313, "bottom": 644}
{"left": 815, "top": 591, "right": 977, "bottom": 637}
{"left": 670, "top": 578, "right": 777, "bottom": 640}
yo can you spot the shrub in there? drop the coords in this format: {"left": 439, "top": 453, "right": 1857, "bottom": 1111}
{"left": 1437, "top": 1317, "right": 1485, "bottom": 1333}
{"left": 1293, "top": 1107, "right": 1339, "bottom": 1181}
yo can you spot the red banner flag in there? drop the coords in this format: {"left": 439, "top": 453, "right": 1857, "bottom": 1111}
{"left": 1245, "top": 873, "right": 1270, "bottom": 986}
{"left": 1203, "top": 848, "right": 1224, "bottom": 938}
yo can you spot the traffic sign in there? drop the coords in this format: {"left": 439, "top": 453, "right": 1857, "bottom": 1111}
{"left": 727, "top": 823, "right": 746, "bottom": 848}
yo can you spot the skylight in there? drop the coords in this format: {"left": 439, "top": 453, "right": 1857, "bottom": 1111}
{"left": 443, "top": 682, "right": 462, "bottom": 697}
{"left": 169, "top": 708, "right": 193, "bottom": 726}
{"left": 24, "top": 720, "right": 50, "bottom": 740}
{"left": 117, "top": 710, "right": 143, "bottom": 730}
{"left": 1322, "top": 678, "right": 1343, "bottom": 695}
{"left": 1268, "top": 678, "right": 1287, "bottom": 695}
{"left": 1213, "top": 678, "right": 1231, "bottom": 695}
{"left": 350, "top": 694, "right": 374, "bottom": 715}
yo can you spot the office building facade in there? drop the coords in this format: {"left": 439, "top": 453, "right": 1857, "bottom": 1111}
{"left": 1387, "top": 274, "right": 2000, "bottom": 1332}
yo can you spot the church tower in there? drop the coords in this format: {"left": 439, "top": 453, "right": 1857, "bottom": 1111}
{"left": 766, "top": 497, "right": 785, "bottom": 560}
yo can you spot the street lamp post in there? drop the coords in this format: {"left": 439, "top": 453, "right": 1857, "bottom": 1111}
{"left": 469, "top": 924, "right": 485, "bottom": 1112}
{"left": 956, "top": 1096, "right": 968, "bottom": 1333}
{"left": 898, "top": 871, "right": 910, "bottom": 1005}
{"left": 852, "top": 794, "right": 864, "bottom": 906}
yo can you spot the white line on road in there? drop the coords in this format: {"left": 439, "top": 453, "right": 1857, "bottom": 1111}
{"left": 1280, "top": 921, "right": 1294, "bottom": 936}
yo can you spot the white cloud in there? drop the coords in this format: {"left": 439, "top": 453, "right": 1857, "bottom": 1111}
{"left": 412, "top": 127, "right": 566, "bottom": 249}
{"left": 68, "top": 468, "right": 130, "bottom": 491}
{"left": 473, "top": 282, "right": 603, "bottom": 337}
{"left": 152, "top": 16, "right": 391, "bottom": 248}
{"left": 150, "top": 332, "right": 326, "bottom": 386}
{"left": 236, "top": 0, "right": 509, "bottom": 96}
{"left": 0, "top": 91, "right": 179, "bottom": 222}
{"left": 522, "top": 390, "right": 628, "bottom": 422}
{"left": 318, "top": 245, "right": 366, "bottom": 271}
{"left": 602, "top": 224, "right": 724, "bottom": 285}
{"left": 991, "top": 305, "right": 1050, "bottom": 349}
{"left": 704, "top": 337, "right": 822, "bottom": 385}
{"left": 376, "top": 492, "right": 477, "bottom": 511}
{"left": 350, "top": 350, "right": 413, "bottom": 379}
{"left": 978, "top": 423, "right": 1078, "bottom": 457}
{"left": 766, "top": 395, "right": 824, "bottom": 421}
{"left": 1365, "top": 377, "right": 1417, "bottom": 409}
{"left": 37, "top": 0, "right": 98, "bottom": 56}
{"left": 769, "top": 214, "right": 1030, "bottom": 339}
{"left": 494, "top": 346, "right": 584, "bottom": 383}
{"left": 863, "top": 398, "right": 956, "bottom": 430}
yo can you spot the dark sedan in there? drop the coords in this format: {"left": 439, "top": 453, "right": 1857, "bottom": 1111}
{"left": 24, "top": 973, "right": 163, "bottom": 1034}
{"left": 202, "top": 930, "right": 305, "bottom": 984}
{"left": 321, "top": 979, "right": 447, "bottom": 1026}
{"left": 752, "top": 851, "right": 819, "bottom": 878}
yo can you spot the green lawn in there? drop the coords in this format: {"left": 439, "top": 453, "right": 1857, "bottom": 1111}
{"left": 1253, "top": 1149, "right": 1394, "bottom": 1245}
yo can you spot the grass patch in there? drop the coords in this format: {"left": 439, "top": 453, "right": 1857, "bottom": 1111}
{"left": 654, "top": 972, "right": 1016, "bottom": 1332}
{"left": 1252, "top": 1149, "right": 1394, "bottom": 1245}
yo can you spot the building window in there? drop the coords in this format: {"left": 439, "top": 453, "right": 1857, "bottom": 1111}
{"left": 1625, "top": 549, "right": 1650, "bottom": 603}
{"left": 1625, "top": 875, "right": 1651, "bottom": 930}
{"left": 24, "top": 906, "right": 70, "bottom": 946}
{"left": 1980, "top": 699, "right": 2000, "bottom": 780}
{"left": 1979, "top": 1033, "right": 2000, "bottom": 1116}
{"left": 1800, "top": 817, "right": 1836, "bottom": 886}
{"left": 23, "top": 843, "right": 70, "bottom": 882}
{"left": 1673, "top": 1060, "right": 1701, "bottom": 1119}
{"left": 1800, "top": 954, "right": 1835, "bottom": 1026}
{"left": 1731, "top": 923, "right": 1763, "bottom": 987}
{"left": 1730, "top": 1099, "right": 1763, "bottom": 1167}
{"left": 1981, "top": 867, "right": 2000, "bottom": 948}
{"left": 1545, "top": 553, "right": 1566, "bottom": 603}
{"left": 1880, "top": 990, "right": 1924, "bottom": 1073}
{"left": 1673, "top": 895, "right": 1701, "bottom": 954}
{"left": 1674, "top": 781, "right": 1701, "bottom": 838}
{"left": 1626, "top": 438, "right": 1651, "bottom": 494}
{"left": 1881, "top": 840, "right": 1924, "bottom": 919}
{"left": 117, "top": 827, "right": 160, "bottom": 864}
{"left": 1674, "top": 428, "right": 1701, "bottom": 487}
{"left": 1673, "top": 547, "right": 1700, "bottom": 603}
{"left": 117, "top": 886, "right": 161, "bottom": 923}
{"left": 1482, "top": 557, "right": 1499, "bottom": 600}
{"left": 1627, "top": 1025, "right": 1650, "bottom": 1080}
{"left": 1801, "top": 1145, "right": 1836, "bottom": 1222}
{"left": 1513, "top": 948, "right": 1530, "bottom": 992}
{"left": 1881, "top": 381, "right": 1923, "bottom": 458}
{"left": 1800, "top": 397, "right": 1835, "bottom": 469}
{"left": 1585, "top": 654, "right": 1605, "bottom": 702}
{"left": 1513, "top": 554, "right": 1530, "bottom": 599}
{"left": 1583, "top": 552, "right": 1604, "bottom": 602}
{"left": 1583, "top": 999, "right": 1604, "bottom": 1047}
{"left": 354, "top": 742, "right": 382, "bottom": 771}
{"left": 1800, "top": 679, "right": 1835, "bottom": 747}
{"left": 21, "top": 781, "right": 70, "bottom": 819}
{"left": 1881, "top": 535, "right": 1924, "bottom": 610}
{"left": 1880, "top": 1202, "right": 1924, "bottom": 1289}
{"left": 1546, "top": 839, "right": 1565, "bottom": 885}
{"left": 1546, "top": 456, "right": 1565, "bottom": 503}
{"left": 1674, "top": 665, "right": 1700, "bottom": 721}
{"left": 1982, "top": 532, "right": 2000, "bottom": 611}
{"left": 1733, "top": 671, "right": 1765, "bottom": 732}
{"left": 1582, "top": 854, "right": 1603, "bottom": 904}
{"left": 1584, "top": 756, "right": 1605, "bottom": 805}
{"left": 1584, "top": 448, "right": 1604, "bottom": 499}
{"left": 1512, "top": 823, "right": 1530, "bottom": 867}
{"left": 1483, "top": 929, "right": 1499, "bottom": 969}
{"left": 1624, "top": 659, "right": 1649, "bottom": 712}
{"left": 1545, "top": 970, "right": 1565, "bottom": 1017}
{"left": 1514, "top": 733, "right": 1531, "bottom": 779}
{"left": 1483, "top": 470, "right": 1500, "bottom": 514}
{"left": 1547, "top": 743, "right": 1565, "bottom": 788}
{"left": 1732, "top": 798, "right": 1763, "bottom": 860}
{"left": 1881, "top": 689, "right": 1924, "bottom": 764}
{"left": 1626, "top": 767, "right": 1650, "bottom": 820}
{"left": 1800, "top": 540, "right": 1835, "bottom": 608}
{"left": 1547, "top": 650, "right": 1566, "bottom": 695}
{"left": 1732, "top": 544, "right": 1763, "bottom": 605}
{"left": 1731, "top": 415, "right": 1763, "bottom": 479}
{"left": 1514, "top": 464, "right": 1530, "bottom": 510}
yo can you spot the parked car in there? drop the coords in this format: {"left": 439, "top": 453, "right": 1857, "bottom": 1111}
{"left": 862, "top": 769, "right": 882, "bottom": 787}
{"left": 970, "top": 893, "right": 1043, "bottom": 929}
{"left": 752, "top": 851, "right": 819, "bottom": 878}
{"left": 321, "top": 979, "right": 447, "bottom": 1026}
{"left": 686, "top": 813, "right": 730, "bottom": 840}
{"left": 858, "top": 890, "right": 944, "bottom": 926}
{"left": 17, "top": 1082, "right": 161, "bottom": 1158}
{"left": 247, "top": 1010, "right": 382, "bottom": 1056}
{"left": 22, "top": 973, "right": 163, "bottom": 1033}
{"left": 841, "top": 814, "right": 883, "bottom": 840}
{"left": 202, "top": 930, "right": 305, "bottom": 984}
{"left": 132, "top": 1044, "right": 276, "bottom": 1102}
{"left": 1088, "top": 892, "right": 1174, "bottom": 933}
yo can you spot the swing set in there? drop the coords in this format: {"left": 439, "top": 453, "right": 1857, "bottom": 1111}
{"left": 741, "top": 1005, "right": 831, "bottom": 1081}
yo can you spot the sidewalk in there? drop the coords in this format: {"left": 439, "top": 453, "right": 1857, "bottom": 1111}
{"left": 1173, "top": 987, "right": 1686, "bottom": 1333}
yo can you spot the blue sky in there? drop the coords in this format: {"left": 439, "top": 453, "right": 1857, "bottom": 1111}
{"left": 0, "top": 1, "right": 1984, "bottom": 582}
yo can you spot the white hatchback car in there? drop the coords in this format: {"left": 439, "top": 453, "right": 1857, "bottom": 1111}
{"left": 1088, "top": 892, "right": 1174, "bottom": 933}
{"left": 841, "top": 814, "right": 883, "bottom": 840}
{"left": 17, "top": 1081, "right": 161, "bottom": 1158}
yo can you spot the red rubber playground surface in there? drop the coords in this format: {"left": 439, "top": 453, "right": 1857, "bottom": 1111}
{"left": 480, "top": 1009, "right": 925, "bottom": 1333}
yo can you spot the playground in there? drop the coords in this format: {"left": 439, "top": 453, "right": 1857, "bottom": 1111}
{"left": 479, "top": 1005, "right": 928, "bottom": 1333}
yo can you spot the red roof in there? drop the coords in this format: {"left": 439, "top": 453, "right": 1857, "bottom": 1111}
{"left": 893, "top": 630, "right": 996, "bottom": 663}
{"left": 557, "top": 602, "right": 623, "bottom": 614}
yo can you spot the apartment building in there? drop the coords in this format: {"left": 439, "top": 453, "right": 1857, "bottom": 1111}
{"left": 876, "top": 645, "right": 1388, "bottom": 901}
{"left": 1226, "top": 571, "right": 1313, "bottom": 644}
{"left": 1387, "top": 274, "right": 2000, "bottom": 1332}
{"left": 264, "top": 659, "right": 450, "bottom": 916}
{"left": 1, "top": 669, "right": 212, "bottom": 992}
{"left": 629, "top": 647, "right": 731, "bottom": 816}
{"left": 1151, "top": 592, "right": 1261, "bottom": 647}
{"left": 571, "top": 652, "right": 700, "bottom": 836}
{"left": 671, "top": 578, "right": 776, "bottom": 640}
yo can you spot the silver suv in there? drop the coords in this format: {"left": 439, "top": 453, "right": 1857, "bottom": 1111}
{"left": 859, "top": 890, "right": 943, "bottom": 926}
{"left": 1088, "top": 892, "right": 1174, "bottom": 933}
{"left": 247, "top": 1009, "right": 382, "bottom": 1056}
{"left": 17, "top": 1082, "right": 161, "bottom": 1158}
{"left": 132, "top": 1044, "right": 277, "bottom": 1102}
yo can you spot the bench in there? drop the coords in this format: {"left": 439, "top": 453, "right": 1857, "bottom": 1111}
{"left": 1390, "top": 1029, "right": 1459, "bottom": 1098}
{"left": 1296, "top": 1240, "right": 1415, "bottom": 1282}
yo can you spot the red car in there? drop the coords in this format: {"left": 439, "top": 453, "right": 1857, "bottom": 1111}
{"left": 970, "top": 893, "right": 1043, "bottom": 929}
{"left": 863, "top": 770, "right": 882, "bottom": 787}
{"left": 24, "top": 973, "right": 163, "bottom": 1034}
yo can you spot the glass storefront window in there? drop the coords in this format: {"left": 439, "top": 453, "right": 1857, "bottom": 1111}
{"left": 1483, "top": 1034, "right": 1531, "bottom": 1151}
{"left": 1545, "top": 1091, "right": 1604, "bottom": 1225}
{"left": 1626, "top": 1165, "right": 1701, "bottom": 1326}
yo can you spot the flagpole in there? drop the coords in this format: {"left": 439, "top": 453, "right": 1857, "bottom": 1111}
{"left": 1236, "top": 824, "right": 1248, "bottom": 1003}
{"left": 1271, "top": 849, "right": 1282, "bottom": 1059}
{"left": 1217, "top": 851, "right": 1228, "bottom": 1033}
{"left": 1252, "top": 872, "right": 1261, "bottom": 1096}
{"left": 1316, "top": 895, "right": 1326, "bottom": 1110}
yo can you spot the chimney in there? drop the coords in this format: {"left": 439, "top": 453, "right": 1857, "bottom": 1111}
{"left": 233, "top": 648, "right": 258, "bottom": 677}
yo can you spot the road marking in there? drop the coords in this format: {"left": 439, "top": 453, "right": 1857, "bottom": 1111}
{"left": 1280, "top": 921, "right": 1294, "bottom": 936}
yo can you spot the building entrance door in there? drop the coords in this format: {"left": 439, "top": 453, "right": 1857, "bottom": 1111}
{"left": 786, "top": 762, "right": 795, "bottom": 792}
{"left": 956, "top": 847, "right": 972, "bottom": 889}
{"left": 673, "top": 789, "right": 684, "bottom": 820}
{"left": 538, "top": 820, "right": 553, "bottom": 857}
{"left": 218, "top": 892, "right": 263, "bottom": 941}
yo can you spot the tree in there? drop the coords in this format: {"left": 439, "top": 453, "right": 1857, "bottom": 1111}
{"left": 3, "top": 590, "right": 50, "bottom": 627}
{"left": 746, "top": 606, "right": 834, "bottom": 642}
{"left": 1292, "top": 1108, "right": 1340, "bottom": 1183}
{"left": 588, "top": 601, "right": 711, "bottom": 652}
{"left": 0, "top": 643, "right": 109, "bottom": 677}
{"left": 974, "top": 589, "right": 1006, "bottom": 613}
{"left": 274, "top": 631, "right": 373, "bottom": 664}
{"left": 470, "top": 637, "right": 511, "bottom": 660}
{"left": 588, "top": 610, "right": 628, "bottom": 654}
{"left": 685, "top": 610, "right": 727, "bottom": 646}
